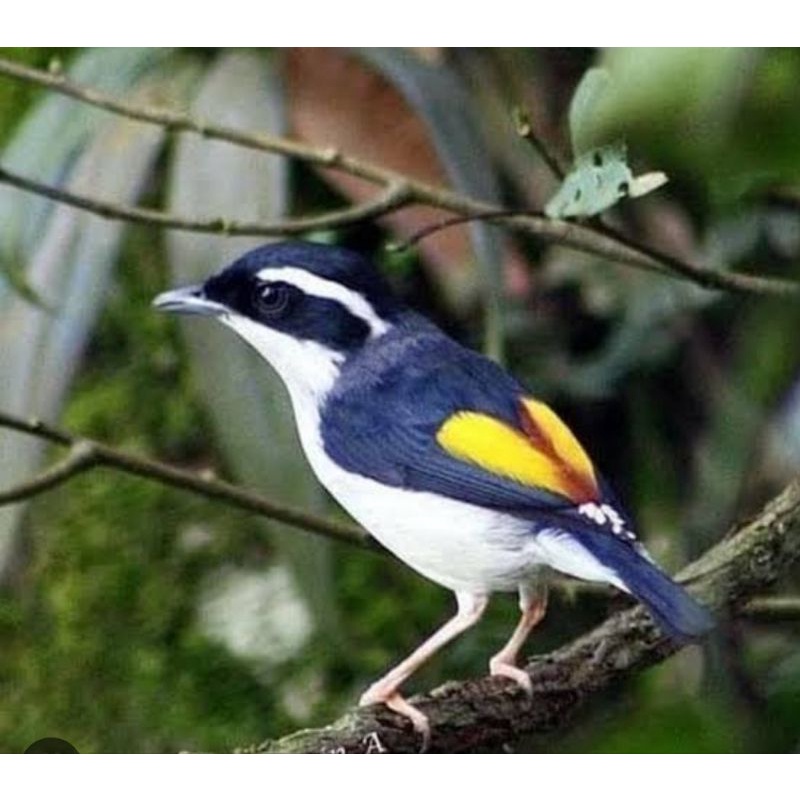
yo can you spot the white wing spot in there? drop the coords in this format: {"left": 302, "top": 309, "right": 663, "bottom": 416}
{"left": 578, "top": 502, "right": 636, "bottom": 542}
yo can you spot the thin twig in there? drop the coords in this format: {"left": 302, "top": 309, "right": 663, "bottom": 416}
{"left": 0, "top": 57, "right": 401, "bottom": 185}
{"left": 0, "top": 57, "right": 797, "bottom": 298}
{"left": 393, "top": 209, "right": 542, "bottom": 253}
{"left": 587, "top": 219, "right": 800, "bottom": 296}
{"left": 0, "top": 411, "right": 374, "bottom": 551}
{"left": 511, "top": 106, "right": 567, "bottom": 179}
{"left": 1, "top": 411, "right": 796, "bottom": 625}
{"left": 0, "top": 166, "right": 412, "bottom": 238}
{"left": 740, "top": 595, "right": 800, "bottom": 621}
{"left": 0, "top": 440, "right": 98, "bottom": 504}
{"left": 555, "top": 578, "right": 800, "bottom": 622}
{"left": 397, "top": 208, "right": 800, "bottom": 294}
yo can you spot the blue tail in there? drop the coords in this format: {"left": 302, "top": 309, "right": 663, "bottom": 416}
{"left": 568, "top": 527, "right": 714, "bottom": 641}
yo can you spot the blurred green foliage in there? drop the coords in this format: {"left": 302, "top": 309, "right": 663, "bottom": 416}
{"left": 0, "top": 227, "right": 276, "bottom": 752}
{"left": 0, "top": 49, "right": 68, "bottom": 142}
{"left": 0, "top": 48, "right": 799, "bottom": 753}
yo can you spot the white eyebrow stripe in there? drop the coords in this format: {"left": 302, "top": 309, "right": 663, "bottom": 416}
{"left": 258, "top": 266, "right": 390, "bottom": 337}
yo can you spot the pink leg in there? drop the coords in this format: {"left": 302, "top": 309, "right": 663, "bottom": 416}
{"left": 489, "top": 585, "right": 548, "bottom": 694}
{"left": 360, "top": 591, "right": 489, "bottom": 742}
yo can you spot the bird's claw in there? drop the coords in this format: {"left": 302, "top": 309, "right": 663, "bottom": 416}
{"left": 359, "top": 687, "right": 431, "bottom": 751}
{"left": 489, "top": 658, "right": 533, "bottom": 697}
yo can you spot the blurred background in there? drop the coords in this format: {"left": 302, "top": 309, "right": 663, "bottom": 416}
{"left": 0, "top": 47, "right": 799, "bottom": 753}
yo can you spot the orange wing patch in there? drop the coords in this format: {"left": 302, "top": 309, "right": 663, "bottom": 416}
{"left": 436, "top": 398, "right": 599, "bottom": 503}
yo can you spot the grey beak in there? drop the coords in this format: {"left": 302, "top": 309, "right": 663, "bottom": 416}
{"left": 152, "top": 285, "right": 225, "bottom": 317}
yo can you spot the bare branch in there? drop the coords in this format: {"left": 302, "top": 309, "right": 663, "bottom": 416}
{"left": 397, "top": 209, "right": 800, "bottom": 296}
{"left": 554, "top": 579, "right": 800, "bottom": 622}
{"left": 249, "top": 477, "right": 800, "bottom": 753}
{"left": 0, "top": 56, "right": 797, "bottom": 298}
{"left": 740, "top": 595, "right": 800, "bottom": 621}
{"left": 0, "top": 411, "right": 374, "bottom": 551}
{"left": 0, "top": 57, "right": 400, "bottom": 185}
{"left": 0, "top": 440, "right": 98, "bottom": 505}
{"left": 0, "top": 166, "right": 412, "bottom": 237}
{"left": 512, "top": 106, "right": 567, "bottom": 179}
{"left": 393, "top": 209, "right": 540, "bottom": 252}
{"left": 1, "top": 411, "right": 796, "bottom": 623}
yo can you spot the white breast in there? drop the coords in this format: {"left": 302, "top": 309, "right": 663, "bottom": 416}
{"left": 220, "top": 313, "right": 622, "bottom": 595}
{"left": 301, "top": 425, "right": 536, "bottom": 591}
{"left": 283, "top": 379, "right": 549, "bottom": 593}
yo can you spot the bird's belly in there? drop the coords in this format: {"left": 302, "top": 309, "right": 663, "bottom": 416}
{"left": 304, "top": 440, "right": 540, "bottom": 592}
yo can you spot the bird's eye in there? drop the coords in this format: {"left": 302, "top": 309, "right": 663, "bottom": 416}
{"left": 253, "top": 282, "right": 291, "bottom": 317}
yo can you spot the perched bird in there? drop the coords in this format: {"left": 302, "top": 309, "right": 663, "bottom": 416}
{"left": 154, "top": 241, "right": 713, "bottom": 738}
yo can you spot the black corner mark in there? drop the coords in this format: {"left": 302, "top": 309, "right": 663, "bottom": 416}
{"left": 24, "top": 737, "right": 79, "bottom": 753}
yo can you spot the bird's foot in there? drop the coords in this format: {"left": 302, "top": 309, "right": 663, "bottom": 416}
{"left": 489, "top": 656, "right": 533, "bottom": 697}
{"left": 359, "top": 686, "right": 430, "bottom": 750}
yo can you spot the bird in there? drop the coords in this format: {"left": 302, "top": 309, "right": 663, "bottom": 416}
{"left": 153, "top": 240, "right": 713, "bottom": 741}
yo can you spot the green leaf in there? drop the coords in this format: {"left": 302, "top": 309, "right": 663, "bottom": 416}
{"left": 545, "top": 142, "right": 667, "bottom": 219}
{"left": 583, "top": 49, "right": 792, "bottom": 198}
{"left": 569, "top": 67, "right": 613, "bottom": 156}
{"left": 598, "top": 48, "right": 748, "bottom": 134}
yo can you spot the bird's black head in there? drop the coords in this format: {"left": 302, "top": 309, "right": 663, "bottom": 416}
{"left": 156, "top": 241, "right": 400, "bottom": 352}
{"left": 154, "top": 241, "right": 403, "bottom": 396}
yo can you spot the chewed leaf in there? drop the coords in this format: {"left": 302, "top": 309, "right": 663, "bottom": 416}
{"left": 545, "top": 143, "right": 630, "bottom": 218}
{"left": 545, "top": 143, "right": 668, "bottom": 219}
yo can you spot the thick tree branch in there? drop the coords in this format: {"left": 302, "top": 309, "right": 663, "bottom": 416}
{"left": 248, "top": 478, "right": 800, "bottom": 753}
{"left": 0, "top": 57, "right": 797, "bottom": 298}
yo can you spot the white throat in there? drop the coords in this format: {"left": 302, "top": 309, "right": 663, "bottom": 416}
{"left": 220, "top": 313, "right": 343, "bottom": 412}
{"left": 218, "top": 312, "right": 344, "bottom": 508}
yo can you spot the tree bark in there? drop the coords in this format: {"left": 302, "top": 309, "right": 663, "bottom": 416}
{"left": 247, "top": 478, "right": 800, "bottom": 753}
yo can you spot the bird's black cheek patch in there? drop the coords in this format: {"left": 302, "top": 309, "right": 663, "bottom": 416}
{"left": 202, "top": 269, "right": 372, "bottom": 353}
{"left": 202, "top": 270, "right": 252, "bottom": 314}
{"left": 269, "top": 295, "right": 371, "bottom": 353}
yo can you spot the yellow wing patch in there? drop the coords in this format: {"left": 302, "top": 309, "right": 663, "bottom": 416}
{"left": 521, "top": 399, "right": 597, "bottom": 494}
{"left": 436, "top": 399, "right": 599, "bottom": 503}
